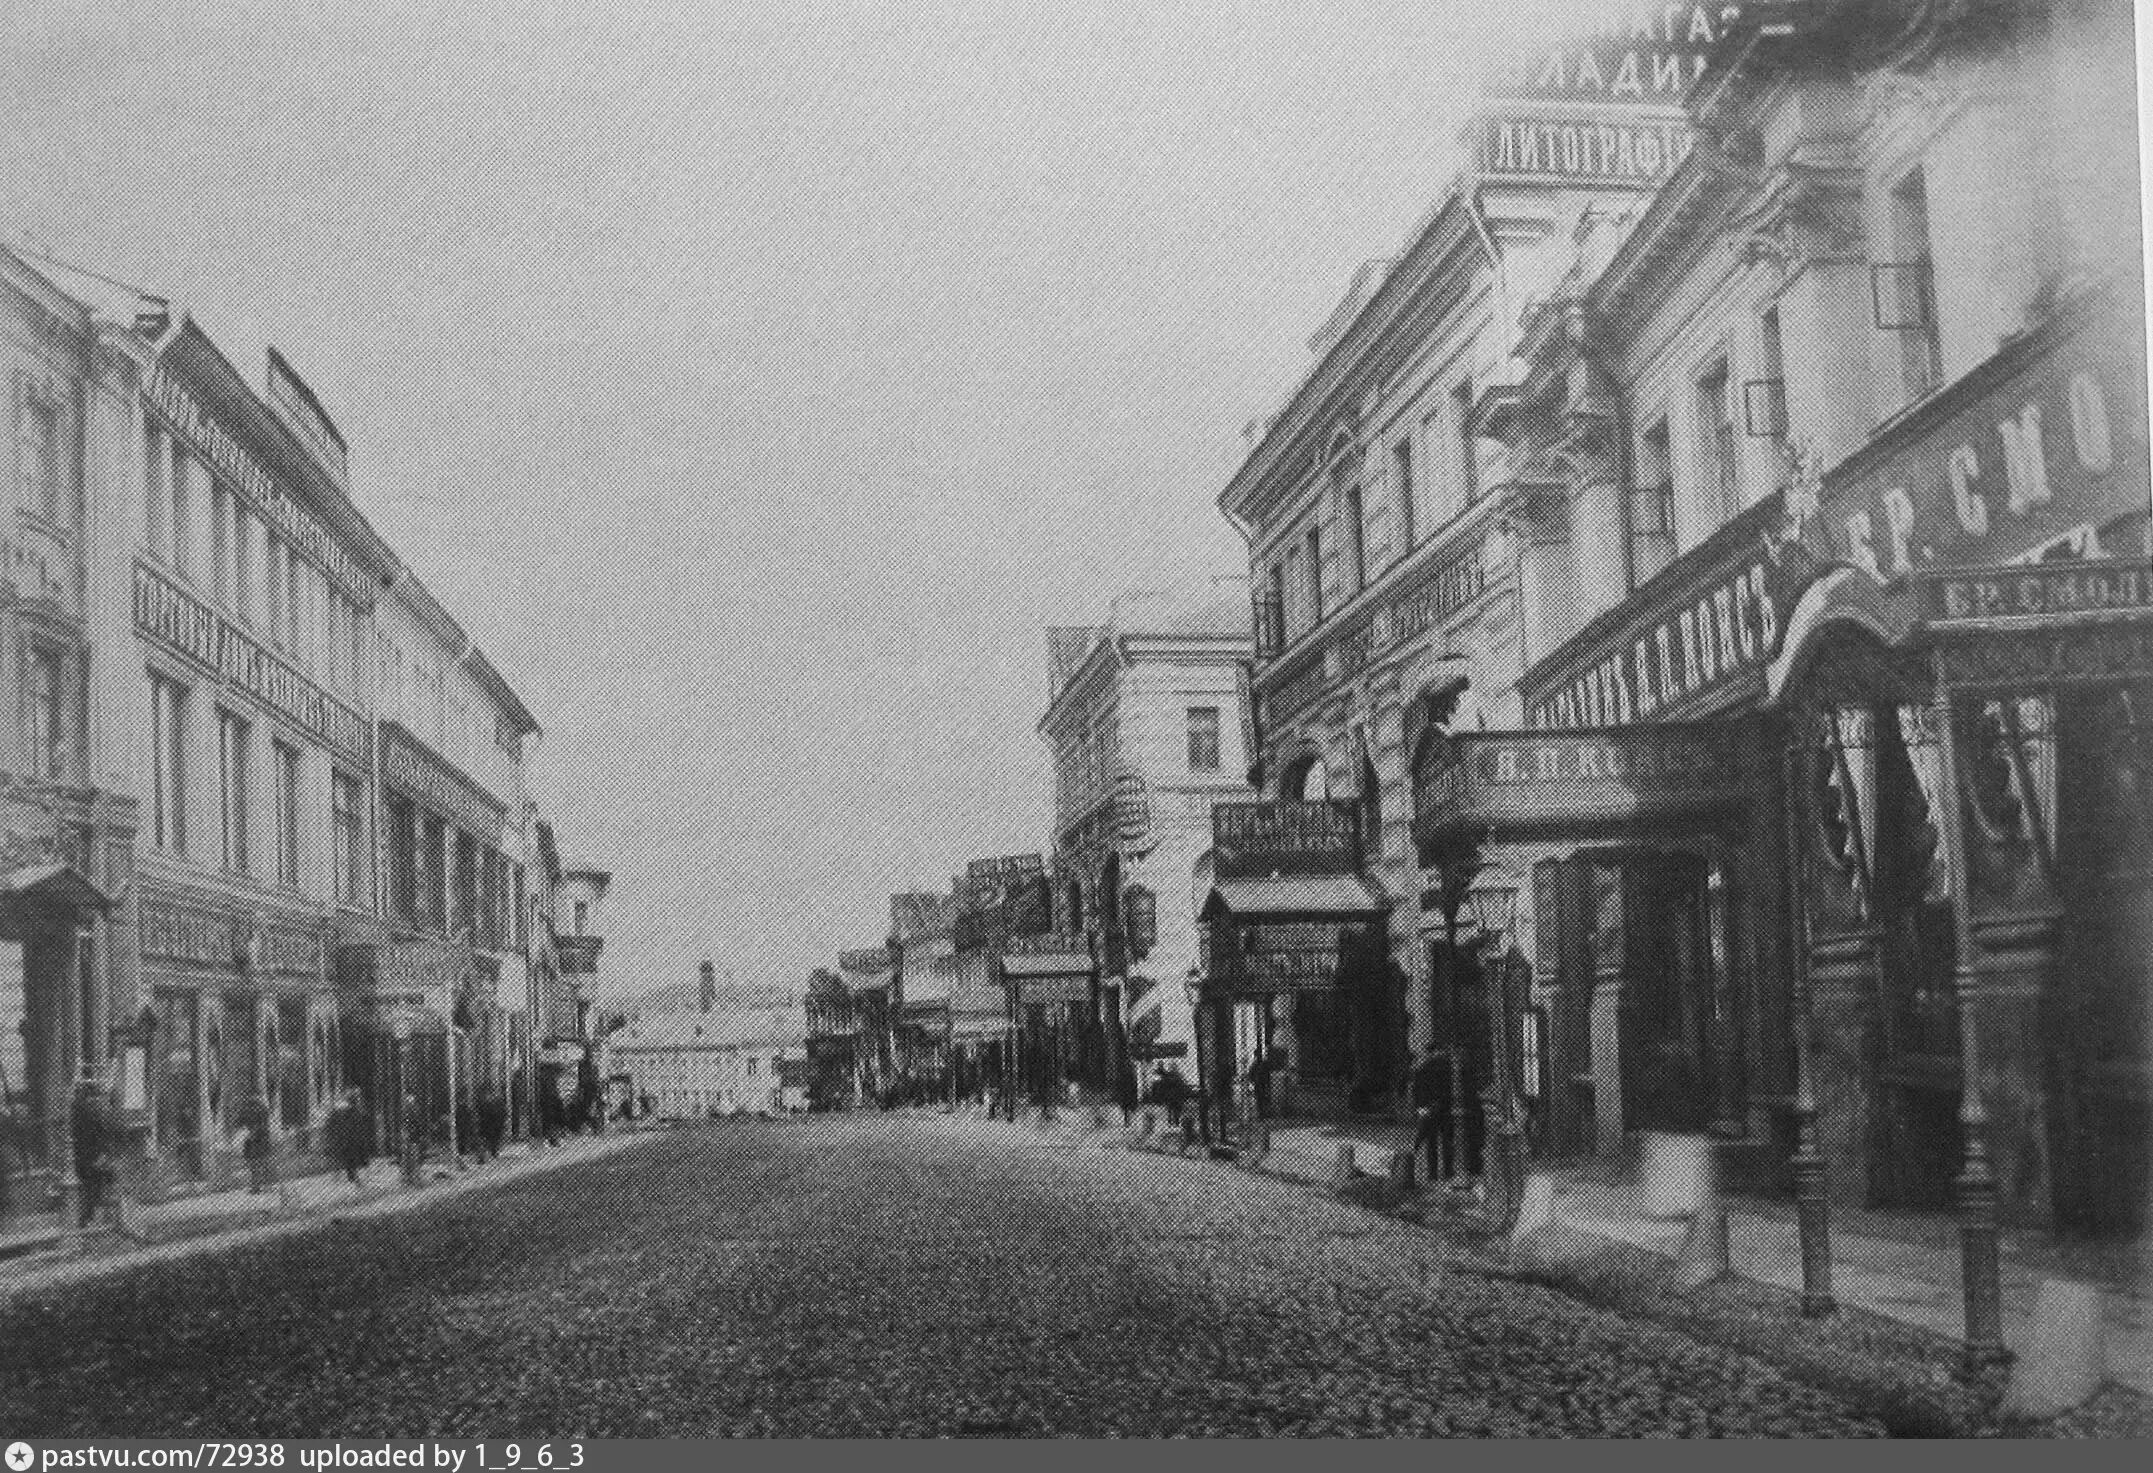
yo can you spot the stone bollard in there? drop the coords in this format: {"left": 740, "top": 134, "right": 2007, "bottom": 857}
{"left": 1675, "top": 1199, "right": 1732, "bottom": 1289}
{"left": 1137, "top": 1109, "right": 1157, "bottom": 1141}
{"left": 1330, "top": 1143, "right": 1358, "bottom": 1189}
{"left": 1244, "top": 1120, "right": 1271, "bottom": 1166}
{"left": 2002, "top": 1278, "right": 2108, "bottom": 1420}
{"left": 1388, "top": 1150, "right": 1417, "bottom": 1191}
{"left": 1639, "top": 1131, "right": 1715, "bottom": 1220}
{"left": 1507, "top": 1172, "right": 1559, "bottom": 1247}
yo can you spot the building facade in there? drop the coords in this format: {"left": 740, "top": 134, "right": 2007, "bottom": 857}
{"left": 1040, "top": 590, "right": 1254, "bottom": 1096}
{"left": 0, "top": 249, "right": 138, "bottom": 1232}
{"left": 1215, "top": 14, "right": 1735, "bottom": 1121}
{"left": 0, "top": 247, "right": 553, "bottom": 1217}
{"left": 1408, "top": 0, "right": 2150, "bottom": 1256}
{"left": 609, "top": 1008, "right": 803, "bottom": 1119}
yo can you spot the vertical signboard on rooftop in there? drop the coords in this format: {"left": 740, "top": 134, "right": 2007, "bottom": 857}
{"left": 1471, "top": 5, "right": 1746, "bottom": 189}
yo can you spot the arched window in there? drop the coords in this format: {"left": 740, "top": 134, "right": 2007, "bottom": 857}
{"left": 1280, "top": 749, "right": 1330, "bottom": 802}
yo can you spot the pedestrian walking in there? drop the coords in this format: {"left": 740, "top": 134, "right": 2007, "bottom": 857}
{"left": 1115, "top": 1063, "right": 1139, "bottom": 1126}
{"left": 476, "top": 1084, "right": 508, "bottom": 1162}
{"left": 236, "top": 1091, "right": 275, "bottom": 1194}
{"left": 325, "top": 1088, "right": 371, "bottom": 1185}
{"left": 69, "top": 1072, "right": 117, "bottom": 1229}
{"left": 1411, "top": 1046, "right": 1451, "bottom": 1182}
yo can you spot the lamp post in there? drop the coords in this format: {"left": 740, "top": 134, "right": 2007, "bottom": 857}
{"left": 1466, "top": 875, "right": 1525, "bottom": 1227}
{"left": 1182, "top": 965, "right": 1210, "bottom": 1148}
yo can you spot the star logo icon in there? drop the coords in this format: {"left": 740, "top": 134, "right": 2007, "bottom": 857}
{"left": 6, "top": 1441, "right": 35, "bottom": 1472}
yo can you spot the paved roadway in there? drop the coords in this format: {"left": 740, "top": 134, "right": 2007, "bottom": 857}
{"left": 0, "top": 1114, "right": 1883, "bottom": 1436}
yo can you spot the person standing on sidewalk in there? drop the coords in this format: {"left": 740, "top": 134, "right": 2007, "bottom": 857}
{"left": 476, "top": 1085, "right": 508, "bottom": 1162}
{"left": 1411, "top": 1047, "right": 1451, "bottom": 1182}
{"left": 236, "top": 1092, "right": 275, "bottom": 1195}
{"left": 401, "top": 1095, "right": 427, "bottom": 1186}
{"left": 69, "top": 1072, "right": 117, "bottom": 1228}
{"left": 325, "top": 1089, "right": 371, "bottom": 1186}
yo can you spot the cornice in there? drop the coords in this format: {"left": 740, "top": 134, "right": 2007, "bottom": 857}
{"left": 1220, "top": 191, "right": 1480, "bottom": 530}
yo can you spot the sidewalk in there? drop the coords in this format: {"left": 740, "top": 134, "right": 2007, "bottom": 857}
{"left": 0, "top": 1127, "right": 652, "bottom": 1301}
{"left": 1189, "top": 1118, "right": 2151, "bottom": 1399}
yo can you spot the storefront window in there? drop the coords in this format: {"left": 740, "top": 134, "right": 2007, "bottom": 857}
{"left": 278, "top": 999, "right": 308, "bottom": 1130}
{"left": 153, "top": 988, "right": 202, "bottom": 1175}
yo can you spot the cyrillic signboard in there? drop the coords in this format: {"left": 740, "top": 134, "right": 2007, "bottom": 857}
{"left": 837, "top": 947, "right": 893, "bottom": 975}
{"left": 1414, "top": 725, "right": 1746, "bottom": 848}
{"left": 1483, "top": 6, "right": 1742, "bottom": 105}
{"left": 1473, "top": 111, "right": 1694, "bottom": 186}
{"left": 382, "top": 722, "right": 508, "bottom": 838}
{"left": 1921, "top": 559, "right": 2153, "bottom": 631}
{"left": 557, "top": 935, "right": 602, "bottom": 976}
{"left": 1212, "top": 801, "right": 1360, "bottom": 880}
{"left": 135, "top": 560, "right": 370, "bottom": 764}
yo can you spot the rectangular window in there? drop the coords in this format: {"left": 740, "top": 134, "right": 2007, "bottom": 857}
{"left": 1890, "top": 167, "right": 1944, "bottom": 403}
{"left": 144, "top": 421, "right": 166, "bottom": 561}
{"left": 23, "top": 644, "right": 66, "bottom": 781}
{"left": 423, "top": 812, "right": 449, "bottom": 931}
{"left": 1283, "top": 544, "right": 1306, "bottom": 640}
{"left": 1696, "top": 359, "right": 1740, "bottom": 521}
{"left": 273, "top": 738, "right": 300, "bottom": 888}
{"left": 17, "top": 385, "right": 65, "bottom": 526}
{"left": 1186, "top": 706, "right": 1222, "bottom": 772}
{"left": 150, "top": 673, "right": 187, "bottom": 855}
{"left": 234, "top": 506, "right": 255, "bottom": 627}
{"left": 387, "top": 794, "right": 418, "bottom": 926}
{"left": 266, "top": 534, "right": 284, "bottom": 648}
{"left": 1343, "top": 484, "right": 1367, "bottom": 594}
{"left": 1630, "top": 418, "right": 1677, "bottom": 589}
{"left": 1393, "top": 437, "right": 1415, "bottom": 554}
{"left": 217, "top": 708, "right": 251, "bottom": 874}
{"left": 455, "top": 830, "right": 479, "bottom": 942}
{"left": 169, "top": 446, "right": 192, "bottom": 581}
{"left": 574, "top": 900, "right": 589, "bottom": 937}
{"left": 1305, "top": 524, "right": 1324, "bottom": 625}
{"left": 332, "top": 769, "right": 365, "bottom": 906}
{"left": 1452, "top": 380, "right": 1478, "bottom": 504}
{"left": 211, "top": 480, "right": 231, "bottom": 608}
{"left": 1264, "top": 562, "right": 1287, "bottom": 655}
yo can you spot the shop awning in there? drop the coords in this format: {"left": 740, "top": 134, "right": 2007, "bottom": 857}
{"left": 1199, "top": 873, "right": 1385, "bottom": 921}
{"left": 1411, "top": 724, "right": 1750, "bottom": 860}
{"left": 0, "top": 861, "right": 113, "bottom": 913}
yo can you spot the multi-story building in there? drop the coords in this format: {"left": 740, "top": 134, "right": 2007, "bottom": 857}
{"left": 835, "top": 944, "right": 896, "bottom": 1105}
{"left": 888, "top": 888, "right": 958, "bottom": 1097}
{"left": 356, "top": 568, "right": 539, "bottom": 1154}
{"left": 1214, "top": 13, "right": 1729, "bottom": 1121}
{"left": 0, "top": 248, "right": 140, "bottom": 1232}
{"left": 1420, "top": 0, "right": 2149, "bottom": 1258}
{"left": 0, "top": 246, "right": 550, "bottom": 1211}
{"left": 610, "top": 1004, "right": 804, "bottom": 1119}
{"left": 1039, "top": 589, "right": 1253, "bottom": 1100}
{"left": 533, "top": 843, "right": 608, "bottom": 1129}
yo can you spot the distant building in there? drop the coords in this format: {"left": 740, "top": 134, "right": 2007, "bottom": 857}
{"left": 611, "top": 1004, "right": 804, "bottom": 1118}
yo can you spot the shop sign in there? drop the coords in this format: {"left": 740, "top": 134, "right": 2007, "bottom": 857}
{"left": 1805, "top": 292, "right": 2147, "bottom": 604}
{"left": 1012, "top": 974, "right": 1091, "bottom": 1007}
{"left": 1002, "top": 931, "right": 1090, "bottom": 959}
{"left": 1416, "top": 725, "right": 1745, "bottom": 843}
{"left": 1935, "top": 623, "right": 2153, "bottom": 691}
{"left": 135, "top": 561, "right": 370, "bottom": 763}
{"left": 144, "top": 362, "right": 371, "bottom": 605}
{"left": 1532, "top": 553, "right": 1782, "bottom": 729}
{"left": 1123, "top": 885, "right": 1157, "bottom": 960}
{"left": 1212, "top": 801, "right": 1360, "bottom": 880}
{"left": 966, "top": 853, "right": 1044, "bottom": 908}
{"left": 1113, "top": 771, "right": 1151, "bottom": 846}
{"left": 141, "top": 902, "right": 243, "bottom": 971}
{"left": 557, "top": 935, "right": 602, "bottom": 975}
{"left": 382, "top": 723, "right": 508, "bottom": 838}
{"left": 1474, "top": 110, "right": 1694, "bottom": 186}
{"left": 1483, "top": 5, "right": 1741, "bottom": 105}
{"left": 837, "top": 947, "right": 892, "bottom": 975}
{"left": 1921, "top": 559, "right": 2153, "bottom": 630}
{"left": 1335, "top": 545, "right": 1489, "bottom": 683}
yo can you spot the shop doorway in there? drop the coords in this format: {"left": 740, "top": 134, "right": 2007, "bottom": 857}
{"left": 1618, "top": 854, "right": 1719, "bottom": 1136}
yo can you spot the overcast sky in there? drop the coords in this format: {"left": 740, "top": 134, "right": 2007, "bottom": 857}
{"left": 6, "top": 0, "right": 1588, "bottom": 1002}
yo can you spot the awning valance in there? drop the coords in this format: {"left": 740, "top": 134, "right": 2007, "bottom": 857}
{"left": 1199, "top": 873, "right": 1385, "bottom": 922}
{"left": 999, "top": 952, "right": 1093, "bottom": 979}
{"left": 0, "top": 861, "right": 114, "bottom": 914}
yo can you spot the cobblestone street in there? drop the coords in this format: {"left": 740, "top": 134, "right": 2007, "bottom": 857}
{"left": 0, "top": 1116, "right": 1885, "bottom": 1437}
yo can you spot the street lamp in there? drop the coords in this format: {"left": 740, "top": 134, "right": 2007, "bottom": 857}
{"left": 1182, "top": 965, "right": 1211, "bottom": 1147}
{"left": 1465, "top": 874, "right": 1525, "bottom": 1227}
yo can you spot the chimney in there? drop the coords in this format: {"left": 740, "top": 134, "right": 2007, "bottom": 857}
{"left": 698, "top": 961, "right": 716, "bottom": 1014}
